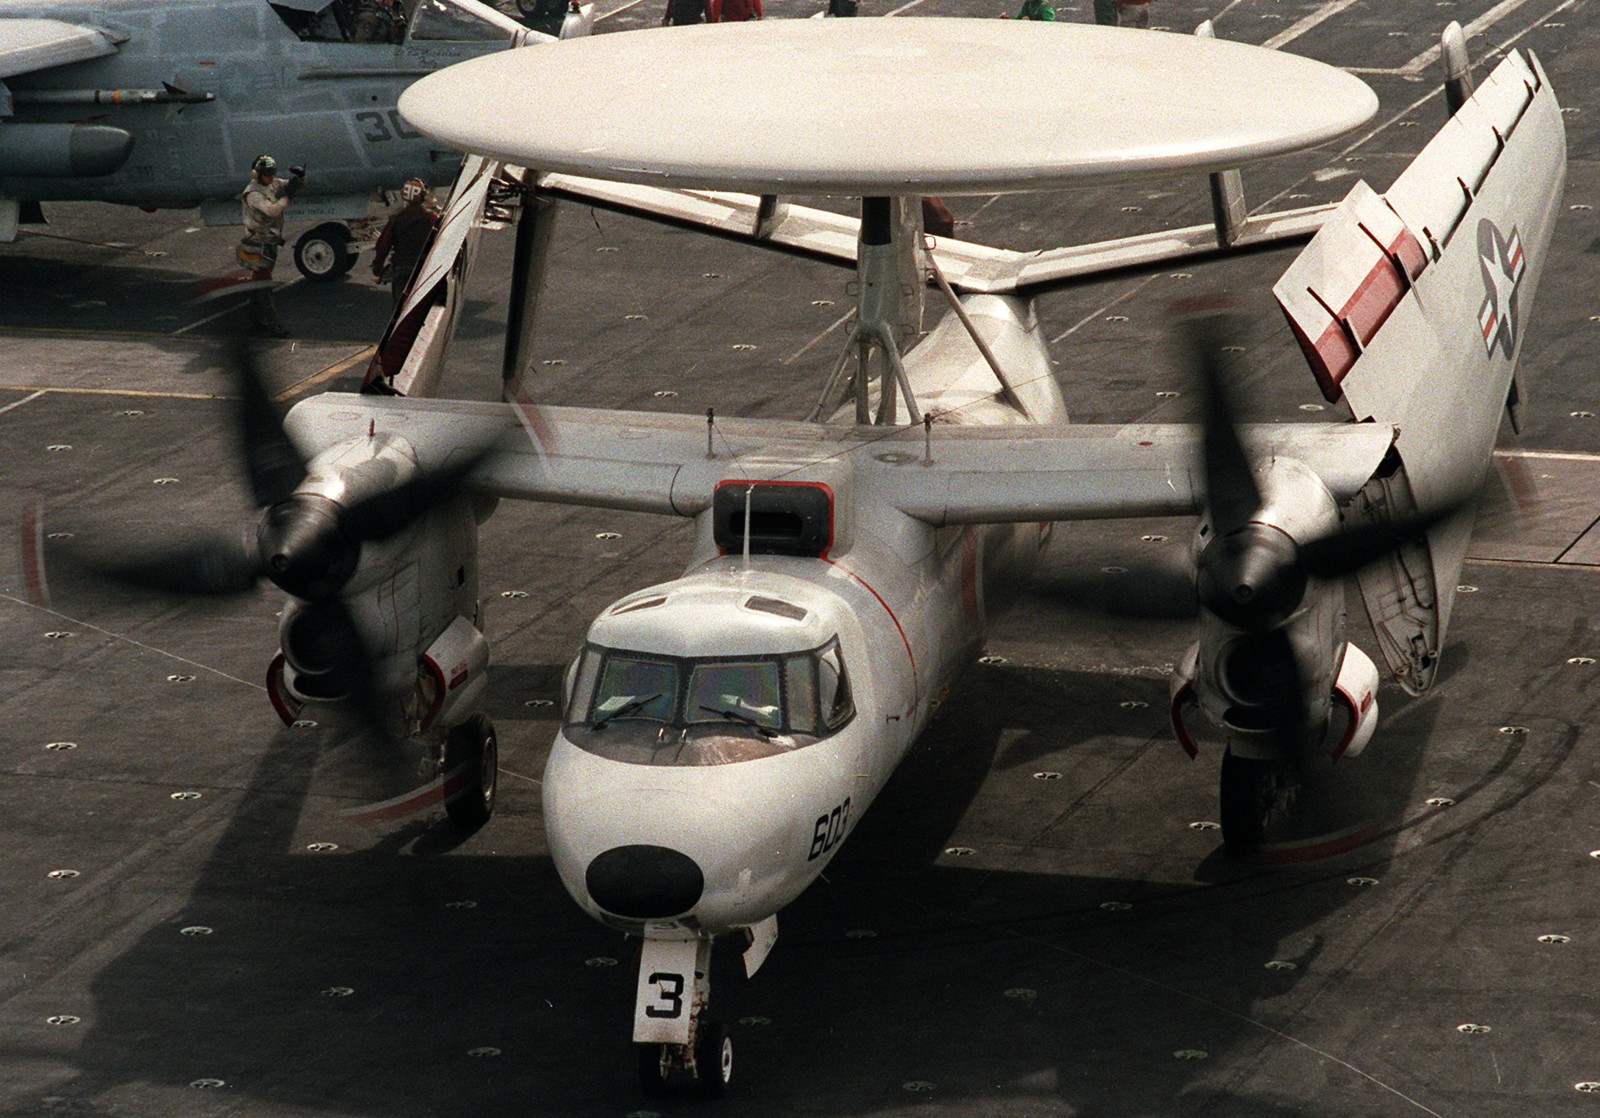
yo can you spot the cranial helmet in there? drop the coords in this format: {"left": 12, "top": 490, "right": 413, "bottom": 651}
{"left": 253, "top": 154, "right": 277, "bottom": 175}
{"left": 401, "top": 178, "right": 427, "bottom": 203}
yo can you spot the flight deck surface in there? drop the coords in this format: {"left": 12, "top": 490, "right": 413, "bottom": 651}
{"left": 3, "top": 1, "right": 1600, "bottom": 1115}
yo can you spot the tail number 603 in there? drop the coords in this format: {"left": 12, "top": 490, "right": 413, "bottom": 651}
{"left": 807, "top": 797, "right": 851, "bottom": 861}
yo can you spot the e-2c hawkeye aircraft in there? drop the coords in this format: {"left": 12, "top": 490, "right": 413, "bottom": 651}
{"left": 0, "top": 0, "right": 590, "bottom": 279}
{"left": 73, "top": 17, "right": 1565, "bottom": 1099}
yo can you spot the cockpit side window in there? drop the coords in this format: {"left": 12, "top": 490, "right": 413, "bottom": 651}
{"left": 818, "top": 641, "right": 855, "bottom": 730}
{"left": 407, "top": 0, "right": 512, "bottom": 41}
{"left": 784, "top": 655, "right": 817, "bottom": 735}
{"left": 270, "top": 0, "right": 405, "bottom": 43}
{"left": 564, "top": 647, "right": 602, "bottom": 724}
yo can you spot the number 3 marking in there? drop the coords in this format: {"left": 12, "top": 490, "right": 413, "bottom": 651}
{"left": 644, "top": 972, "right": 685, "bottom": 1019}
{"left": 355, "top": 109, "right": 422, "bottom": 143}
{"left": 354, "top": 110, "right": 391, "bottom": 142}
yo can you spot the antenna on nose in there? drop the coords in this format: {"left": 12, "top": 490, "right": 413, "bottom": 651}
{"left": 742, "top": 484, "right": 754, "bottom": 570}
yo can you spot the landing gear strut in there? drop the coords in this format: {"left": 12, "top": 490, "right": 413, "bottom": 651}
{"left": 633, "top": 937, "right": 732, "bottom": 1097}
{"left": 1218, "top": 746, "right": 1297, "bottom": 853}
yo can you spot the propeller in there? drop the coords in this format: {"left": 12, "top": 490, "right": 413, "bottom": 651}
{"left": 1188, "top": 315, "right": 1460, "bottom": 610}
{"left": 1181, "top": 313, "right": 1464, "bottom": 747}
{"left": 1042, "top": 313, "right": 1463, "bottom": 751}
{"left": 56, "top": 336, "right": 509, "bottom": 731}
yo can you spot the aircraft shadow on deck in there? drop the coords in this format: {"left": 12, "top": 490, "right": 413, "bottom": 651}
{"left": 24, "top": 623, "right": 1576, "bottom": 1118}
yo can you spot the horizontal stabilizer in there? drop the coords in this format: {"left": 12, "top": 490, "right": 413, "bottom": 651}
{"left": 539, "top": 172, "right": 1339, "bottom": 296}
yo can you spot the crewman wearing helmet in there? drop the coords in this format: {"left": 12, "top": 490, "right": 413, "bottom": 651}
{"left": 238, "top": 154, "right": 305, "bottom": 337}
{"left": 371, "top": 177, "right": 440, "bottom": 308}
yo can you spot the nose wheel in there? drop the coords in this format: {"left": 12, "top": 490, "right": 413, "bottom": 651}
{"left": 633, "top": 936, "right": 731, "bottom": 1097}
{"left": 637, "top": 1020, "right": 732, "bottom": 1098}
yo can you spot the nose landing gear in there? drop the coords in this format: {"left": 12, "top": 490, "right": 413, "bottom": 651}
{"left": 633, "top": 936, "right": 732, "bottom": 1097}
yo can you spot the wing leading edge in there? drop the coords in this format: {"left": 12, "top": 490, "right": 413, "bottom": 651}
{"left": 0, "top": 18, "right": 120, "bottom": 81}
{"left": 285, "top": 393, "right": 1396, "bottom": 526}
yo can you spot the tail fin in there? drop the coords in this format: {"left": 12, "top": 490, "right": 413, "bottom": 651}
{"left": 1272, "top": 45, "right": 1566, "bottom": 692}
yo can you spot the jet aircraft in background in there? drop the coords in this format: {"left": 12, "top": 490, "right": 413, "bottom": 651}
{"left": 0, "top": 0, "right": 590, "bottom": 279}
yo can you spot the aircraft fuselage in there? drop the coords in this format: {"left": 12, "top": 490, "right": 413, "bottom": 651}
{"left": 544, "top": 294, "right": 1066, "bottom": 937}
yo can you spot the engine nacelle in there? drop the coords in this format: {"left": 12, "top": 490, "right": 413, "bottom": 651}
{"left": 417, "top": 614, "right": 491, "bottom": 732}
{"left": 1330, "top": 642, "right": 1379, "bottom": 760}
{"left": 260, "top": 430, "right": 486, "bottom": 734}
{"left": 1169, "top": 638, "right": 1380, "bottom": 762}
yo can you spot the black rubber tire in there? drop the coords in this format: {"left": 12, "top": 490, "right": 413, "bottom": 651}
{"left": 637, "top": 1043, "right": 667, "bottom": 1097}
{"left": 444, "top": 714, "right": 498, "bottom": 830}
{"left": 293, "top": 222, "right": 357, "bottom": 282}
{"left": 695, "top": 1021, "right": 732, "bottom": 1099}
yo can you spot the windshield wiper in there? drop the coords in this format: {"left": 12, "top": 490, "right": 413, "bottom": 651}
{"left": 594, "top": 692, "right": 662, "bottom": 729}
{"left": 699, "top": 703, "right": 776, "bottom": 739}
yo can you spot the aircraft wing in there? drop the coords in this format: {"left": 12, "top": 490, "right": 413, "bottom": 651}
{"left": 858, "top": 420, "right": 1397, "bottom": 524}
{"left": 285, "top": 393, "right": 1397, "bottom": 524}
{"left": 0, "top": 18, "right": 121, "bottom": 80}
{"left": 537, "top": 171, "right": 1337, "bottom": 296}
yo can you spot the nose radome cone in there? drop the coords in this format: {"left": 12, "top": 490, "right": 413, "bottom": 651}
{"left": 585, "top": 845, "right": 705, "bottom": 920}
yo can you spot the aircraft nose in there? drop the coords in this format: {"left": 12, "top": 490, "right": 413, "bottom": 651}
{"left": 585, "top": 844, "right": 705, "bottom": 920}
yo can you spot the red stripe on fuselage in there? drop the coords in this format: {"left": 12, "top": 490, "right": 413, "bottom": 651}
{"left": 823, "top": 558, "right": 919, "bottom": 715}
{"left": 960, "top": 527, "right": 980, "bottom": 626}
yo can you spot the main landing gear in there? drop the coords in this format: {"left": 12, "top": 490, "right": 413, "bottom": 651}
{"left": 1218, "top": 746, "right": 1297, "bottom": 853}
{"left": 633, "top": 937, "right": 733, "bottom": 1098}
{"left": 442, "top": 713, "right": 498, "bottom": 832}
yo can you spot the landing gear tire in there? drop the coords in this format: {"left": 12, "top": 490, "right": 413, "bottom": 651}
{"left": 1219, "top": 747, "right": 1292, "bottom": 854}
{"left": 444, "top": 713, "right": 498, "bottom": 831}
{"left": 293, "top": 222, "right": 357, "bottom": 282}
{"left": 695, "top": 1021, "right": 732, "bottom": 1099}
{"left": 637, "top": 1043, "right": 667, "bottom": 1097}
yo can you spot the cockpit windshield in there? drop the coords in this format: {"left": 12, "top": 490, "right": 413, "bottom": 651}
{"left": 407, "top": 0, "right": 514, "bottom": 40}
{"left": 564, "top": 640, "right": 855, "bottom": 766}
{"left": 270, "top": 0, "right": 511, "bottom": 43}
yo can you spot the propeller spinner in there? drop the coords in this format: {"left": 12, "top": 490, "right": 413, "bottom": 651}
{"left": 55, "top": 337, "right": 507, "bottom": 732}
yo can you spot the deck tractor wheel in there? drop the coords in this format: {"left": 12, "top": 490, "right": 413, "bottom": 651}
{"left": 293, "top": 222, "right": 357, "bottom": 282}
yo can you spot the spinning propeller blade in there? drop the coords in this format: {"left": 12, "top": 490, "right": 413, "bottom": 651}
{"left": 1189, "top": 315, "right": 1260, "bottom": 536}
{"left": 61, "top": 532, "right": 263, "bottom": 598}
{"left": 229, "top": 334, "right": 308, "bottom": 508}
{"left": 50, "top": 337, "right": 510, "bottom": 737}
{"left": 1177, "top": 313, "right": 1460, "bottom": 748}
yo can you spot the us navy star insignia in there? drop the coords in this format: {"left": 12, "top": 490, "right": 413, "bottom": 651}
{"left": 1477, "top": 218, "right": 1526, "bottom": 359}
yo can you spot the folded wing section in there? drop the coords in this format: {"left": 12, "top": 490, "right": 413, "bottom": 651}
{"left": 1273, "top": 48, "right": 1565, "bottom": 692}
{"left": 538, "top": 171, "right": 1339, "bottom": 297}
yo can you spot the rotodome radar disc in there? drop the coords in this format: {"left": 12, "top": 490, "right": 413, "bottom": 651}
{"left": 399, "top": 20, "right": 1377, "bottom": 196}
